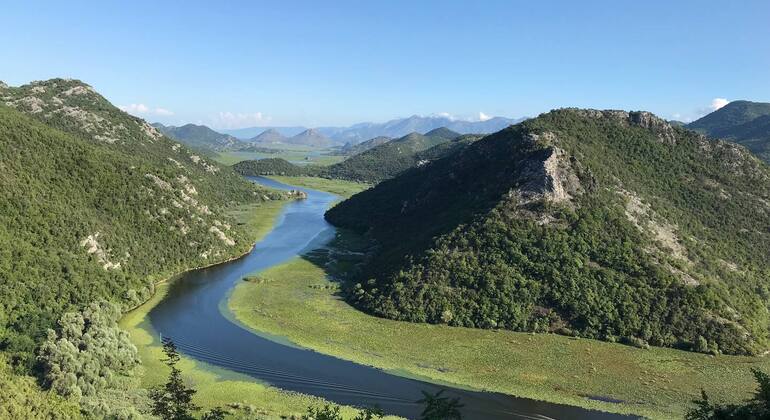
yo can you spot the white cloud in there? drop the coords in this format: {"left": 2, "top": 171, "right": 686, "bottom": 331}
{"left": 212, "top": 111, "right": 271, "bottom": 129}
{"left": 118, "top": 103, "right": 174, "bottom": 117}
{"left": 478, "top": 112, "right": 492, "bottom": 122}
{"left": 431, "top": 112, "right": 456, "bottom": 121}
{"left": 710, "top": 98, "right": 729, "bottom": 111}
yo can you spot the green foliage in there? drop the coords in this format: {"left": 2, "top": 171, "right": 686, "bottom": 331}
{"left": 417, "top": 390, "right": 463, "bottom": 420}
{"left": 301, "top": 404, "right": 384, "bottom": 420}
{"left": 38, "top": 301, "right": 138, "bottom": 398}
{"left": 302, "top": 404, "right": 343, "bottom": 420}
{"left": 233, "top": 157, "right": 310, "bottom": 176}
{"left": 686, "top": 369, "right": 770, "bottom": 419}
{"left": 327, "top": 109, "right": 770, "bottom": 355}
{"left": 150, "top": 339, "right": 200, "bottom": 420}
{"left": 38, "top": 300, "right": 147, "bottom": 418}
{"left": 353, "top": 406, "right": 385, "bottom": 420}
{"left": 0, "top": 355, "right": 82, "bottom": 419}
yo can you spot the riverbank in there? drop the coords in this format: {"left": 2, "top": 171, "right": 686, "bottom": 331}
{"left": 228, "top": 247, "right": 770, "bottom": 420}
{"left": 266, "top": 175, "right": 369, "bottom": 200}
{"left": 120, "top": 197, "right": 376, "bottom": 418}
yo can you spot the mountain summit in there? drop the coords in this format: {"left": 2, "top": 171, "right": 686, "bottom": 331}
{"left": 288, "top": 128, "right": 332, "bottom": 147}
{"left": 327, "top": 108, "right": 770, "bottom": 355}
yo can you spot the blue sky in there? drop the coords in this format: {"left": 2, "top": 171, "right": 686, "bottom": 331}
{"left": 3, "top": 1, "right": 769, "bottom": 128}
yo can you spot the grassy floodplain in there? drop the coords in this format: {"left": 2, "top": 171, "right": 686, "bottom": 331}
{"left": 119, "top": 198, "right": 378, "bottom": 418}
{"left": 267, "top": 175, "right": 369, "bottom": 199}
{"left": 229, "top": 247, "right": 770, "bottom": 420}
{"left": 214, "top": 145, "right": 346, "bottom": 167}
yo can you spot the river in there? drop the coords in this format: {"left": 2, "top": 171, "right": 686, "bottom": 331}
{"left": 146, "top": 176, "right": 636, "bottom": 420}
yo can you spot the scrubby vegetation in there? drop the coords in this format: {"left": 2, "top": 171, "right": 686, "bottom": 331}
{"left": 327, "top": 109, "right": 770, "bottom": 355}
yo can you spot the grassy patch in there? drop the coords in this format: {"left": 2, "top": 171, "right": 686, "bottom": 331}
{"left": 229, "top": 251, "right": 770, "bottom": 420}
{"left": 225, "top": 200, "right": 288, "bottom": 244}
{"left": 267, "top": 176, "right": 369, "bottom": 199}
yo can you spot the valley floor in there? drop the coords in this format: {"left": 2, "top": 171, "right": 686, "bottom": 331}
{"left": 228, "top": 237, "right": 770, "bottom": 420}
{"left": 123, "top": 176, "right": 767, "bottom": 419}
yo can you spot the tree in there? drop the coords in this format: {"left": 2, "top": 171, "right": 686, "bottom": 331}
{"left": 302, "top": 404, "right": 342, "bottom": 420}
{"left": 149, "top": 338, "right": 199, "bottom": 420}
{"left": 417, "top": 390, "right": 463, "bottom": 420}
{"left": 353, "top": 406, "right": 385, "bottom": 420}
{"left": 686, "top": 368, "right": 770, "bottom": 419}
{"left": 201, "top": 406, "right": 228, "bottom": 420}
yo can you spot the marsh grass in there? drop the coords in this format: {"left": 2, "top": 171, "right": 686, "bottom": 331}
{"left": 229, "top": 248, "right": 770, "bottom": 420}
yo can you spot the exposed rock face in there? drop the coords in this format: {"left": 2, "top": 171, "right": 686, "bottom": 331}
{"left": 80, "top": 232, "right": 122, "bottom": 270}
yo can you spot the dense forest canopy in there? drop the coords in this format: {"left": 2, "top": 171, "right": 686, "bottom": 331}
{"left": 327, "top": 109, "right": 770, "bottom": 355}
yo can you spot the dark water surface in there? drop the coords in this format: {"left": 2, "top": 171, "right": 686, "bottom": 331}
{"left": 147, "top": 177, "right": 636, "bottom": 420}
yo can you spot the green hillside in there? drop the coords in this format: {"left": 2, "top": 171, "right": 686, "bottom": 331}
{"left": 321, "top": 129, "right": 463, "bottom": 182}
{"left": 0, "top": 80, "right": 285, "bottom": 371}
{"left": 327, "top": 109, "right": 770, "bottom": 356}
{"left": 687, "top": 100, "right": 770, "bottom": 162}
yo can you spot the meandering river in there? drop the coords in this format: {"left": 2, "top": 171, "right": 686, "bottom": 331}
{"left": 146, "top": 176, "right": 635, "bottom": 420}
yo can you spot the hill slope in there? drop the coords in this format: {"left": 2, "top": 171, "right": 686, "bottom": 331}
{"left": 249, "top": 128, "right": 288, "bottom": 144}
{"left": 687, "top": 100, "right": 770, "bottom": 162}
{"left": 288, "top": 128, "right": 332, "bottom": 147}
{"left": 153, "top": 122, "right": 244, "bottom": 152}
{"left": 327, "top": 109, "right": 770, "bottom": 355}
{"left": 322, "top": 129, "right": 466, "bottom": 182}
{"left": 340, "top": 136, "right": 392, "bottom": 156}
{"left": 0, "top": 79, "right": 283, "bottom": 369}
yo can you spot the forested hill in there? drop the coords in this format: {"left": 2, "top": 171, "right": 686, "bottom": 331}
{"left": 327, "top": 109, "right": 770, "bottom": 356}
{"left": 687, "top": 100, "right": 770, "bottom": 163}
{"left": 321, "top": 129, "right": 472, "bottom": 183}
{"left": 0, "top": 79, "right": 284, "bottom": 371}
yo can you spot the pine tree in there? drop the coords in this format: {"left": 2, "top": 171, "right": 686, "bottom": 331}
{"left": 149, "top": 338, "right": 199, "bottom": 420}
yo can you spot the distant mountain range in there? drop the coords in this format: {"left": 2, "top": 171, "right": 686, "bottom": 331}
{"left": 180, "top": 114, "right": 523, "bottom": 148}
{"left": 316, "top": 115, "right": 524, "bottom": 143}
{"left": 687, "top": 100, "right": 770, "bottom": 163}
